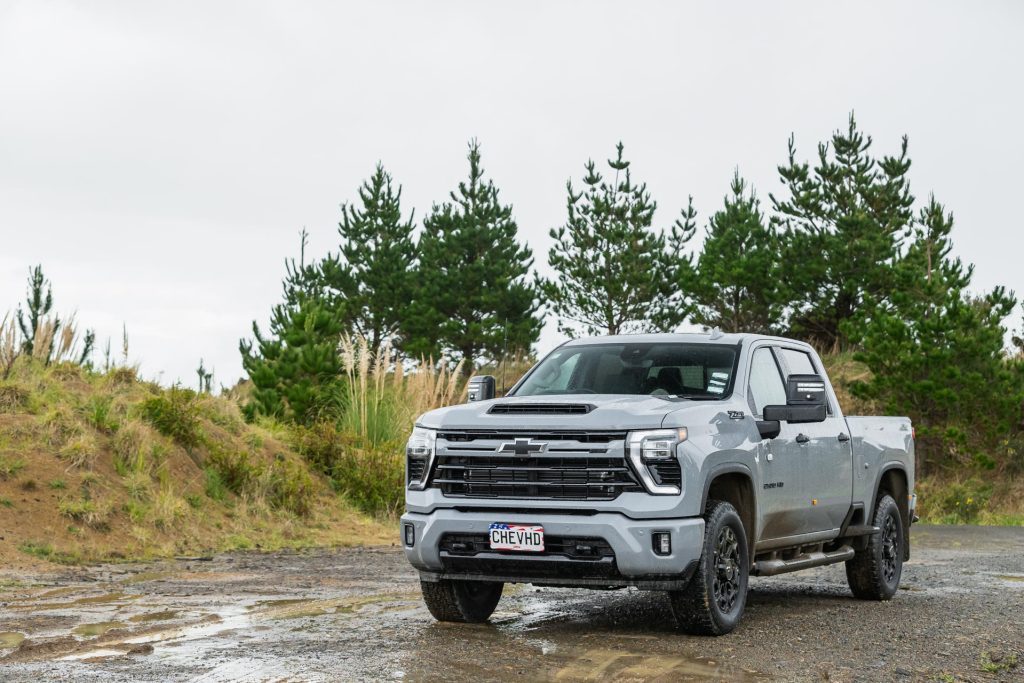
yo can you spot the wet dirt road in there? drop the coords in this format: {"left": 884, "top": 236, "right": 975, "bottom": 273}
{"left": 1, "top": 525, "right": 1022, "bottom": 682}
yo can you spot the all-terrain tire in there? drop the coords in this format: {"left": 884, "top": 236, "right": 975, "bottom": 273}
{"left": 420, "top": 579, "right": 503, "bottom": 623}
{"left": 668, "top": 499, "right": 749, "bottom": 636}
{"left": 846, "top": 493, "right": 903, "bottom": 600}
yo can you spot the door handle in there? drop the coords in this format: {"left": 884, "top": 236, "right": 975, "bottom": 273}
{"left": 837, "top": 432, "right": 851, "bottom": 442}
{"left": 796, "top": 434, "right": 810, "bottom": 444}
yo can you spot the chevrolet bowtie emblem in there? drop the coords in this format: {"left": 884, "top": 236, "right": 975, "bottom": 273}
{"left": 498, "top": 438, "right": 546, "bottom": 456}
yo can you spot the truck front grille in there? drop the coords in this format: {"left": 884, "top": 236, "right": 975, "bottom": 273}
{"left": 429, "top": 431, "right": 641, "bottom": 500}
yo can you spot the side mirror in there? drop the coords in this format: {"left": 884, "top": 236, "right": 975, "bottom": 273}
{"left": 467, "top": 375, "right": 496, "bottom": 403}
{"left": 762, "top": 373, "right": 828, "bottom": 425}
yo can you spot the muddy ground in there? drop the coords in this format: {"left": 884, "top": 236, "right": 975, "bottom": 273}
{"left": 0, "top": 525, "right": 1021, "bottom": 682}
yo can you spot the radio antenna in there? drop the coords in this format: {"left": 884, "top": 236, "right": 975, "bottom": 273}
{"left": 501, "top": 318, "right": 509, "bottom": 396}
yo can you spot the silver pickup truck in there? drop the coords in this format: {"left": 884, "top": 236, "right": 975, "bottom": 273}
{"left": 401, "top": 333, "right": 915, "bottom": 635}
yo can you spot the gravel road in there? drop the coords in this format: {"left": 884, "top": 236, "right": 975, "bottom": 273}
{"left": 1, "top": 525, "right": 1022, "bottom": 682}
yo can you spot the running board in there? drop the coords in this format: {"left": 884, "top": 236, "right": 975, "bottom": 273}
{"left": 752, "top": 545, "right": 855, "bottom": 577}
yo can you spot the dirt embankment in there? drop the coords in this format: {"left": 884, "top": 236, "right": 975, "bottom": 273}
{"left": 0, "top": 361, "right": 391, "bottom": 569}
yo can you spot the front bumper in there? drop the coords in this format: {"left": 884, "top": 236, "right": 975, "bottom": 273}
{"left": 401, "top": 509, "right": 704, "bottom": 590}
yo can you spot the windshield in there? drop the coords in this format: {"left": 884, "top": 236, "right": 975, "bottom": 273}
{"left": 512, "top": 343, "right": 738, "bottom": 399}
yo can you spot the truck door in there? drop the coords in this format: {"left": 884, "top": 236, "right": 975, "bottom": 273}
{"left": 775, "top": 347, "right": 854, "bottom": 532}
{"left": 747, "top": 346, "right": 809, "bottom": 541}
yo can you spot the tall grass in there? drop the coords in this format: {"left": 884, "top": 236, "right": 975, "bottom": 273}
{"left": 298, "top": 336, "right": 465, "bottom": 516}
{"left": 338, "top": 335, "right": 463, "bottom": 448}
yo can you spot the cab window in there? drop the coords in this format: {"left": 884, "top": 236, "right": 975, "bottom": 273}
{"left": 748, "top": 347, "right": 786, "bottom": 416}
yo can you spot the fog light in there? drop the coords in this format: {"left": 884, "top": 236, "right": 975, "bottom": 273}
{"left": 403, "top": 523, "right": 415, "bottom": 547}
{"left": 652, "top": 532, "right": 671, "bottom": 556}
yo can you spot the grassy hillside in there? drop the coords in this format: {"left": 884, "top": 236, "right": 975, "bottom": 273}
{"left": 0, "top": 359, "right": 391, "bottom": 568}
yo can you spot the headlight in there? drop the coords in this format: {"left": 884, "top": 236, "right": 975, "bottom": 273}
{"left": 406, "top": 426, "right": 436, "bottom": 490}
{"left": 627, "top": 428, "right": 686, "bottom": 495}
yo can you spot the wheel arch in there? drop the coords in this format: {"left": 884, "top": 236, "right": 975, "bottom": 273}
{"left": 872, "top": 464, "right": 910, "bottom": 561}
{"left": 702, "top": 464, "right": 757, "bottom": 557}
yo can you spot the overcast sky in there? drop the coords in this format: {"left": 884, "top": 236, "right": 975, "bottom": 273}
{"left": 2, "top": 1, "right": 1022, "bottom": 387}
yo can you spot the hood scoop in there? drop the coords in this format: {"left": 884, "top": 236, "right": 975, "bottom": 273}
{"left": 487, "top": 402, "right": 595, "bottom": 415}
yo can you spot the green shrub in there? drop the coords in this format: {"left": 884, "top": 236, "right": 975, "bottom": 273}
{"left": 203, "top": 466, "right": 229, "bottom": 502}
{"left": 332, "top": 443, "right": 404, "bottom": 517}
{"left": 140, "top": 387, "right": 202, "bottom": 450}
{"left": 265, "top": 454, "right": 315, "bottom": 517}
{"left": 919, "top": 477, "right": 993, "bottom": 524}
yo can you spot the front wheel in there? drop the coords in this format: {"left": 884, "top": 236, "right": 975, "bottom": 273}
{"left": 845, "top": 493, "right": 903, "bottom": 600}
{"left": 668, "top": 499, "right": 749, "bottom": 636}
{"left": 420, "top": 579, "right": 503, "bottom": 623}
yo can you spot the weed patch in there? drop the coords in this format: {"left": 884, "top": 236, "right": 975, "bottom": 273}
{"left": 0, "top": 455, "right": 26, "bottom": 479}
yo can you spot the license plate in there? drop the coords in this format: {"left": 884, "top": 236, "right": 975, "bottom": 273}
{"left": 489, "top": 523, "right": 544, "bottom": 552}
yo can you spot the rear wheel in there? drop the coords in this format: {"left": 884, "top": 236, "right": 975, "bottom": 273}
{"left": 668, "top": 499, "right": 749, "bottom": 636}
{"left": 846, "top": 493, "right": 903, "bottom": 600}
{"left": 420, "top": 579, "right": 503, "bottom": 623}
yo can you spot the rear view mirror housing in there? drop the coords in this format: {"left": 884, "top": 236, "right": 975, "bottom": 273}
{"left": 467, "top": 375, "right": 496, "bottom": 403}
{"left": 762, "top": 373, "right": 828, "bottom": 426}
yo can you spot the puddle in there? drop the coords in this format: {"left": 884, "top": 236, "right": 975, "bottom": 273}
{"left": 121, "top": 571, "right": 176, "bottom": 585}
{"left": 255, "top": 592, "right": 421, "bottom": 620}
{"left": 0, "top": 631, "right": 26, "bottom": 649}
{"left": 14, "top": 592, "right": 132, "bottom": 610}
{"left": 74, "top": 622, "right": 125, "bottom": 638}
{"left": 129, "top": 610, "right": 181, "bottom": 623}
{"left": 553, "top": 647, "right": 764, "bottom": 682}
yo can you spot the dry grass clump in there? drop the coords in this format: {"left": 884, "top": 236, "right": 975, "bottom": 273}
{"left": 112, "top": 418, "right": 164, "bottom": 475}
{"left": 58, "top": 432, "right": 99, "bottom": 469}
{"left": 0, "top": 384, "right": 30, "bottom": 413}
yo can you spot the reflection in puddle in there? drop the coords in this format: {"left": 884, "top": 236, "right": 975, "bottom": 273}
{"left": 0, "top": 631, "right": 26, "bottom": 649}
{"left": 995, "top": 574, "right": 1024, "bottom": 583}
{"left": 13, "top": 592, "right": 132, "bottom": 611}
{"left": 73, "top": 621, "right": 125, "bottom": 638}
{"left": 129, "top": 610, "right": 180, "bottom": 623}
{"left": 554, "top": 647, "right": 763, "bottom": 682}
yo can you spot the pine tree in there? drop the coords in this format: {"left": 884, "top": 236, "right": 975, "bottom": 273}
{"left": 17, "top": 265, "right": 58, "bottom": 357}
{"left": 15, "top": 265, "right": 94, "bottom": 365}
{"left": 541, "top": 142, "right": 686, "bottom": 336}
{"left": 240, "top": 242, "right": 346, "bottom": 425}
{"left": 319, "top": 164, "right": 416, "bottom": 355}
{"left": 851, "top": 197, "right": 1021, "bottom": 475}
{"left": 404, "top": 140, "right": 541, "bottom": 370}
{"left": 771, "top": 114, "right": 915, "bottom": 350}
{"left": 690, "top": 172, "right": 782, "bottom": 334}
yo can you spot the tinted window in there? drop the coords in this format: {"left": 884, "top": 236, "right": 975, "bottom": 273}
{"left": 514, "top": 343, "right": 738, "bottom": 398}
{"left": 778, "top": 348, "right": 815, "bottom": 376}
{"left": 748, "top": 347, "right": 786, "bottom": 415}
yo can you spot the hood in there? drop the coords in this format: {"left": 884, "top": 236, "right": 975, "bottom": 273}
{"left": 416, "top": 394, "right": 694, "bottom": 431}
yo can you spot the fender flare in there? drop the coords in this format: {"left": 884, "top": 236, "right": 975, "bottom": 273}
{"left": 870, "top": 462, "right": 911, "bottom": 561}
{"left": 701, "top": 462, "right": 758, "bottom": 555}
{"left": 870, "top": 462, "right": 908, "bottom": 511}
{"left": 700, "top": 462, "right": 756, "bottom": 512}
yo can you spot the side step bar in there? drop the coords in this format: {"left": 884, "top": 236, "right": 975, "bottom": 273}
{"left": 752, "top": 545, "right": 855, "bottom": 577}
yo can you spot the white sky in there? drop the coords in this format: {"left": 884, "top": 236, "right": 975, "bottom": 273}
{"left": 2, "top": 1, "right": 1022, "bottom": 387}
